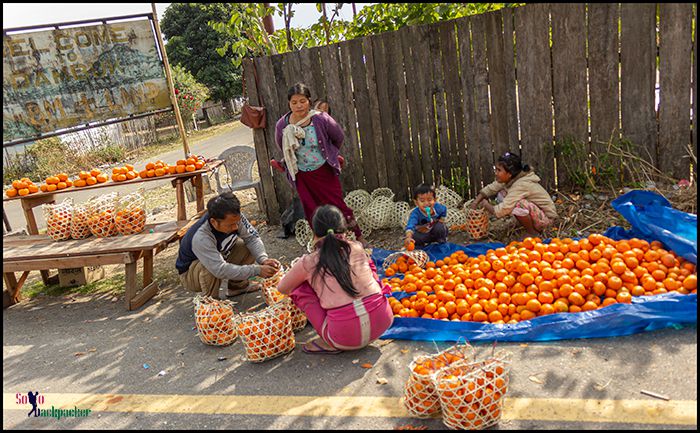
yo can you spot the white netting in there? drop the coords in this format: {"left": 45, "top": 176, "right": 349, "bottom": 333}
{"left": 295, "top": 219, "right": 313, "bottom": 247}
{"left": 402, "top": 342, "right": 475, "bottom": 418}
{"left": 393, "top": 201, "right": 412, "bottom": 228}
{"left": 359, "top": 196, "right": 394, "bottom": 230}
{"left": 445, "top": 207, "right": 467, "bottom": 232}
{"left": 193, "top": 295, "right": 238, "bottom": 346}
{"left": 344, "top": 189, "right": 371, "bottom": 212}
{"left": 436, "top": 185, "right": 464, "bottom": 209}
{"left": 87, "top": 192, "right": 119, "bottom": 238}
{"left": 70, "top": 202, "right": 92, "bottom": 240}
{"left": 464, "top": 207, "right": 490, "bottom": 240}
{"left": 382, "top": 250, "right": 430, "bottom": 273}
{"left": 262, "top": 266, "right": 306, "bottom": 331}
{"left": 115, "top": 188, "right": 147, "bottom": 236}
{"left": 236, "top": 298, "right": 296, "bottom": 362}
{"left": 370, "top": 187, "right": 395, "bottom": 202}
{"left": 435, "top": 353, "right": 511, "bottom": 430}
{"left": 43, "top": 198, "right": 73, "bottom": 241}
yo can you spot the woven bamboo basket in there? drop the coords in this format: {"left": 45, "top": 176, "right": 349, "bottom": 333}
{"left": 370, "top": 187, "right": 395, "bottom": 202}
{"left": 393, "top": 201, "right": 412, "bottom": 228}
{"left": 436, "top": 185, "right": 464, "bottom": 209}
{"left": 294, "top": 219, "right": 313, "bottom": 247}
{"left": 344, "top": 189, "right": 371, "bottom": 212}
{"left": 464, "top": 207, "right": 490, "bottom": 239}
{"left": 444, "top": 207, "right": 467, "bottom": 232}
{"left": 193, "top": 295, "right": 238, "bottom": 346}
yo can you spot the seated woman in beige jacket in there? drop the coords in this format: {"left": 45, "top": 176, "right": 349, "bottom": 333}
{"left": 470, "top": 151, "right": 557, "bottom": 237}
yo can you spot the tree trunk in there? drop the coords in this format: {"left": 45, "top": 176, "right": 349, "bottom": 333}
{"left": 262, "top": 2, "right": 275, "bottom": 34}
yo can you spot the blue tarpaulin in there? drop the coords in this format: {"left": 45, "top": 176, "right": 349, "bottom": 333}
{"left": 373, "top": 190, "right": 697, "bottom": 342}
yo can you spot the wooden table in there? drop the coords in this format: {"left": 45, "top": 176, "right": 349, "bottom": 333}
{"left": 2, "top": 160, "right": 222, "bottom": 284}
{"left": 3, "top": 221, "right": 190, "bottom": 310}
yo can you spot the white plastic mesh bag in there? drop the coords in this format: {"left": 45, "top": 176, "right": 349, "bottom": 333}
{"left": 43, "top": 198, "right": 73, "bottom": 241}
{"left": 236, "top": 298, "right": 296, "bottom": 362}
{"left": 193, "top": 295, "right": 237, "bottom": 346}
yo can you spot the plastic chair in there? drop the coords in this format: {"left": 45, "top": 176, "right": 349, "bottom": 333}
{"left": 212, "top": 146, "right": 264, "bottom": 212}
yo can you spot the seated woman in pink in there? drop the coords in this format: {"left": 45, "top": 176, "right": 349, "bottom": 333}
{"left": 277, "top": 205, "right": 393, "bottom": 354}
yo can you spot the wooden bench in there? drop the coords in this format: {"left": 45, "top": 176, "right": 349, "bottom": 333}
{"left": 3, "top": 219, "right": 199, "bottom": 310}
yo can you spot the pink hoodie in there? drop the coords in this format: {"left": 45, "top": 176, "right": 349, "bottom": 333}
{"left": 277, "top": 240, "right": 385, "bottom": 310}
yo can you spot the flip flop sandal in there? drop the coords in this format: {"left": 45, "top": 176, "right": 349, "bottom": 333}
{"left": 301, "top": 340, "right": 342, "bottom": 355}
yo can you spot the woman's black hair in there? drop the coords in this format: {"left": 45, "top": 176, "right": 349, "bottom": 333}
{"left": 287, "top": 82, "right": 312, "bottom": 101}
{"left": 311, "top": 205, "right": 359, "bottom": 298}
{"left": 207, "top": 191, "right": 241, "bottom": 220}
{"left": 496, "top": 151, "right": 531, "bottom": 177}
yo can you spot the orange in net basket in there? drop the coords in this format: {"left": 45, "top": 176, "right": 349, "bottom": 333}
{"left": 236, "top": 298, "right": 296, "bottom": 362}
{"left": 402, "top": 342, "right": 475, "bottom": 418}
{"left": 255, "top": 259, "right": 308, "bottom": 331}
{"left": 464, "top": 207, "right": 490, "bottom": 239}
{"left": 43, "top": 198, "right": 74, "bottom": 241}
{"left": 434, "top": 351, "right": 511, "bottom": 430}
{"left": 193, "top": 296, "right": 238, "bottom": 346}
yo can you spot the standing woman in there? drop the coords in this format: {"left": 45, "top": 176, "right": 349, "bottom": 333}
{"left": 270, "top": 83, "right": 364, "bottom": 244}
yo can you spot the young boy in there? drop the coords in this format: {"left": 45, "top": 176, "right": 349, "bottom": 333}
{"left": 404, "top": 183, "right": 449, "bottom": 249}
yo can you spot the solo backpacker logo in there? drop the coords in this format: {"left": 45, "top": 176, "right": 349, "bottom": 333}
{"left": 16, "top": 392, "right": 92, "bottom": 419}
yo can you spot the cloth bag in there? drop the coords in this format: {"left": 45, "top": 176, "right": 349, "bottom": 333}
{"left": 240, "top": 61, "right": 266, "bottom": 129}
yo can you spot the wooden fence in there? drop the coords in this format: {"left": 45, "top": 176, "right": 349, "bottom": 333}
{"left": 244, "top": 3, "right": 697, "bottom": 224}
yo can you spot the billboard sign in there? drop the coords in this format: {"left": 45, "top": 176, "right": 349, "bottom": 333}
{"left": 3, "top": 19, "right": 171, "bottom": 144}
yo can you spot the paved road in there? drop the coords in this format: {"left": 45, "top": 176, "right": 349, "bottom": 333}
{"left": 2, "top": 121, "right": 254, "bottom": 233}
{"left": 2, "top": 284, "right": 697, "bottom": 430}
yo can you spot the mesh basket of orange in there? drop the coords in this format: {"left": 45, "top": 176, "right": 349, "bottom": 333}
{"left": 236, "top": 297, "right": 296, "bottom": 362}
{"left": 43, "top": 198, "right": 74, "bottom": 241}
{"left": 402, "top": 341, "right": 475, "bottom": 418}
{"left": 434, "top": 350, "right": 511, "bottom": 430}
{"left": 386, "top": 234, "right": 696, "bottom": 322}
{"left": 383, "top": 247, "right": 430, "bottom": 277}
{"left": 463, "top": 206, "right": 490, "bottom": 240}
{"left": 70, "top": 202, "right": 92, "bottom": 240}
{"left": 193, "top": 295, "right": 238, "bottom": 346}
{"left": 86, "top": 192, "right": 119, "bottom": 238}
{"left": 257, "top": 260, "right": 308, "bottom": 332}
{"left": 114, "top": 189, "right": 147, "bottom": 236}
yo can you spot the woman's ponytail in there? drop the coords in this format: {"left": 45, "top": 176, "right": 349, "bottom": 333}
{"left": 311, "top": 205, "right": 359, "bottom": 297}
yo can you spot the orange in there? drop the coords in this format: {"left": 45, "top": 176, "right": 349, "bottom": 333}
{"left": 526, "top": 299, "right": 541, "bottom": 313}
{"left": 18, "top": 188, "right": 30, "bottom": 196}
{"left": 146, "top": 162, "right": 155, "bottom": 170}
{"left": 186, "top": 164, "right": 196, "bottom": 172}
{"left": 682, "top": 275, "right": 697, "bottom": 290}
{"left": 568, "top": 292, "right": 585, "bottom": 306}
{"left": 616, "top": 292, "right": 632, "bottom": 304}
{"left": 90, "top": 169, "right": 101, "bottom": 177}
{"left": 74, "top": 179, "right": 87, "bottom": 187}
{"left": 86, "top": 176, "right": 97, "bottom": 185}
{"left": 472, "top": 311, "right": 488, "bottom": 322}
{"left": 155, "top": 168, "right": 166, "bottom": 177}
{"left": 56, "top": 182, "right": 67, "bottom": 189}
{"left": 96, "top": 174, "right": 108, "bottom": 183}
{"left": 176, "top": 165, "right": 186, "bottom": 173}
{"left": 6, "top": 188, "right": 18, "bottom": 197}
{"left": 46, "top": 184, "right": 57, "bottom": 192}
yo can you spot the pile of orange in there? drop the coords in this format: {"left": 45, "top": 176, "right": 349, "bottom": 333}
{"left": 237, "top": 301, "right": 295, "bottom": 362}
{"left": 138, "top": 160, "right": 173, "bottom": 178}
{"left": 114, "top": 208, "right": 147, "bottom": 235}
{"left": 87, "top": 209, "right": 117, "bottom": 237}
{"left": 6, "top": 178, "right": 39, "bottom": 197}
{"left": 74, "top": 169, "right": 108, "bottom": 188}
{"left": 195, "top": 300, "right": 237, "bottom": 346}
{"left": 172, "top": 155, "right": 206, "bottom": 174}
{"left": 111, "top": 164, "right": 138, "bottom": 182}
{"left": 387, "top": 234, "right": 697, "bottom": 324}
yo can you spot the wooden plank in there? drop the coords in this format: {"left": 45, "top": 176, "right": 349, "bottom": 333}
{"left": 319, "top": 44, "right": 355, "bottom": 192}
{"left": 658, "top": 3, "right": 693, "bottom": 180}
{"left": 372, "top": 33, "right": 400, "bottom": 194}
{"left": 143, "top": 249, "right": 153, "bottom": 286}
{"left": 260, "top": 54, "right": 294, "bottom": 213}
{"left": 438, "top": 21, "right": 462, "bottom": 192}
{"left": 399, "top": 26, "right": 426, "bottom": 191}
{"left": 308, "top": 46, "right": 327, "bottom": 100}
{"left": 3, "top": 253, "right": 134, "bottom": 272}
{"left": 588, "top": 3, "right": 621, "bottom": 159}
{"left": 129, "top": 280, "right": 159, "bottom": 310}
{"left": 500, "top": 8, "right": 520, "bottom": 153}
{"left": 456, "top": 16, "right": 481, "bottom": 199}
{"left": 551, "top": 3, "right": 588, "bottom": 189}
{"left": 428, "top": 23, "right": 449, "bottom": 185}
{"left": 485, "top": 10, "right": 511, "bottom": 158}
{"left": 283, "top": 51, "right": 303, "bottom": 89}
{"left": 514, "top": 3, "right": 555, "bottom": 190}
{"left": 243, "top": 58, "right": 279, "bottom": 223}
{"left": 471, "top": 13, "right": 494, "bottom": 191}
{"left": 386, "top": 30, "right": 412, "bottom": 201}
{"left": 338, "top": 41, "right": 365, "bottom": 191}
{"left": 363, "top": 35, "right": 389, "bottom": 189}
{"left": 298, "top": 48, "right": 317, "bottom": 93}
{"left": 410, "top": 25, "right": 435, "bottom": 187}
{"left": 620, "top": 3, "right": 657, "bottom": 168}
{"left": 125, "top": 260, "right": 137, "bottom": 310}
{"left": 348, "top": 37, "right": 379, "bottom": 191}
